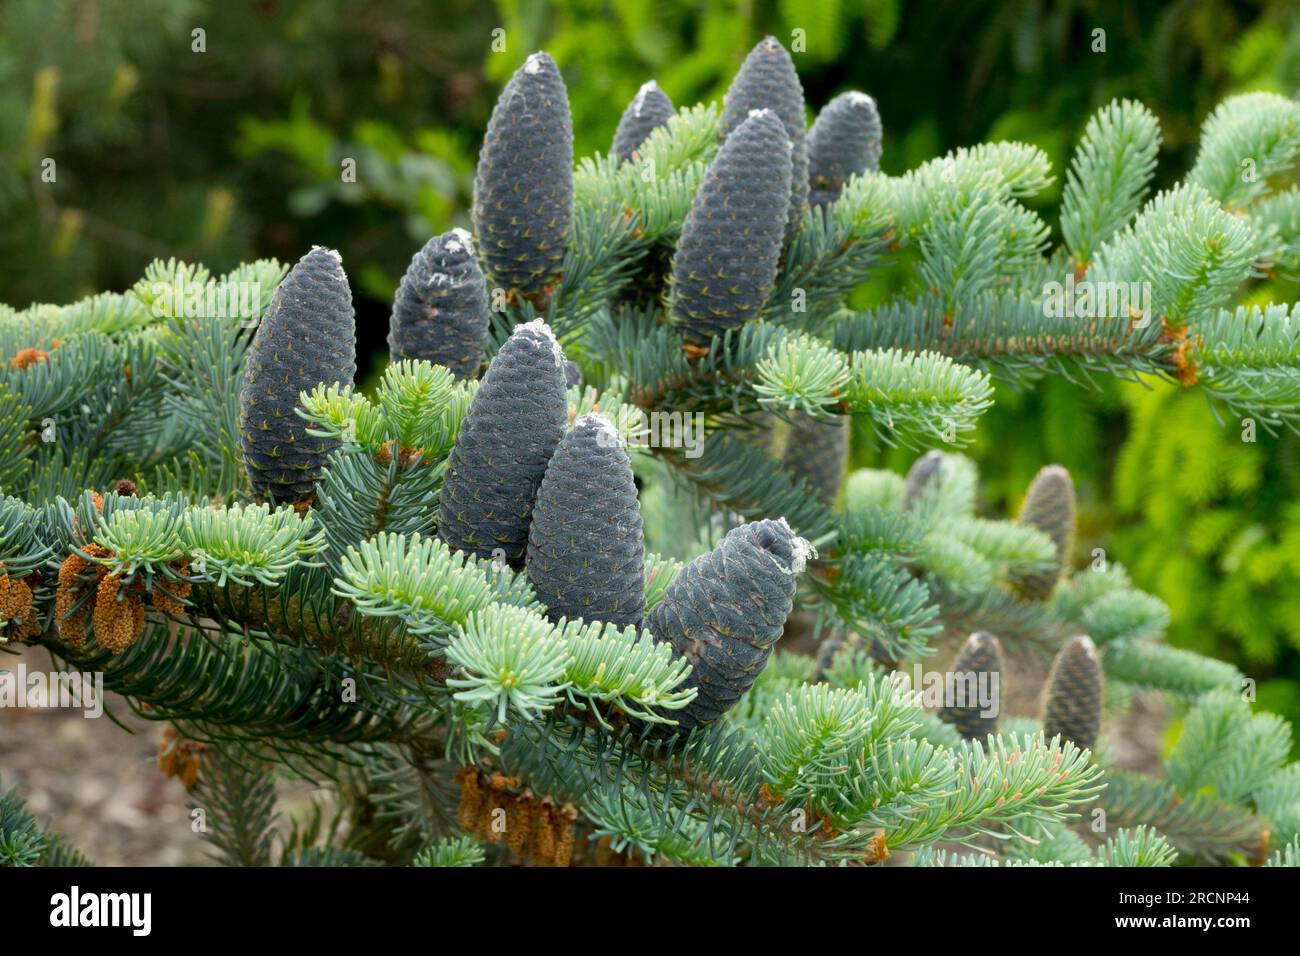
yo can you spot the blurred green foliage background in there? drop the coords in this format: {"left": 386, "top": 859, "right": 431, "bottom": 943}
{"left": 3, "top": 0, "right": 1300, "bottom": 737}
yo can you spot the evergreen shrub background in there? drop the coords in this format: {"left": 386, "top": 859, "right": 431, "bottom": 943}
{"left": 3, "top": 0, "right": 1300, "bottom": 743}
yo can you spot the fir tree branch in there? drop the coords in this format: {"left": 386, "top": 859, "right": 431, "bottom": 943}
{"left": 1097, "top": 768, "right": 1268, "bottom": 865}
{"left": 1061, "top": 99, "right": 1162, "bottom": 267}
{"left": 1188, "top": 92, "right": 1300, "bottom": 210}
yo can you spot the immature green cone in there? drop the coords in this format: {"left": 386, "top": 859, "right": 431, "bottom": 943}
{"left": 1009, "top": 464, "right": 1077, "bottom": 600}
{"left": 670, "top": 109, "right": 792, "bottom": 349}
{"left": 239, "top": 246, "right": 356, "bottom": 505}
{"left": 902, "top": 450, "right": 947, "bottom": 509}
{"left": 782, "top": 413, "right": 849, "bottom": 506}
{"left": 1042, "top": 636, "right": 1103, "bottom": 752}
{"left": 719, "top": 36, "right": 808, "bottom": 241}
{"left": 807, "top": 91, "right": 882, "bottom": 207}
{"left": 472, "top": 52, "right": 573, "bottom": 300}
{"left": 388, "top": 228, "right": 490, "bottom": 379}
{"left": 647, "top": 518, "right": 813, "bottom": 730}
{"left": 938, "top": 632, "right": 1004, "bottom": 741}
{"left": 610, "top": 80, "right": 675, "bottom": 163}
{"left": 526, "top": 414, "right": 645, "bottom": 628}
{"left": 438, "top": 320, "right": 568, "bottom": 565}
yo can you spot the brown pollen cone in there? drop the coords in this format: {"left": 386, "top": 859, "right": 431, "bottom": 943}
{"left": 455, "top": 767, "right": 579, "bottom": 866}
{"left": 91, "top": 572, "right": 146, "bottom": 655}
{"left": 0, "top": 563, "right": 35, "bottom": 635}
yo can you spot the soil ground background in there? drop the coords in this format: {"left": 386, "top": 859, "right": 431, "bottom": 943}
{"left": 1, "top": 645, "right": 206, "bottom": 865}
{"left": 2, "top": 643, "right": 325, "bottom": 866}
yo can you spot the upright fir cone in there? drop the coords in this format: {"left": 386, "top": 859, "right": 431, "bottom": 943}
{"left": 1042, "top": 635, "right": 1103, "bottom": 752}
{"left": 670, "top": 109, "right": 792, "bottom": 350}
{"left": 472, "top": 51, "right": 573, "bottom": 302}
{"left": 720, "top": 36, "right": 808, "bottom": 241}
{"left": 438, "top": 320, "right": 568, "bottom": 565}
{"left": 610, "top": 80, "right": 675, "bottom": 163}
{"left": 938, "top": 632, "right": 1004, "bottom": 740}
{"left": 526, "top": 414, "right": 645, "bottom": 628}
{"left": 647, "top": 518, "right": 813, "bottom": 730}
{"left": 563, "top": 359, "right": 582, "bottom": 388}
{"left": 388, "top": 228, "right": 491, "bottom": 379}
{"left": 607, "top": 80, "right": 674, "bottom": 307}
{"left": 814, "top": 629, "right": 846, "bottom": 678}
{"left": 807, "top": 91, "right": 882, "bottom": 207}
{"left": 782, "top": 413, "right": 849, "bottom": 506}
{"left": 739, "top": 411, "right": 782, "bottom": 459}
{"left": 1009, "top": 464, "right": 1077, "bottom": 600}
{"left": 902, "top": 450, "right": 947, "bottom": 509}
{"left": 813, "top": 629, "right": 899, "bottom": 677}
{"left": 239, "top": 247, "right": 356, "bottom": 505}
